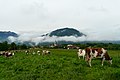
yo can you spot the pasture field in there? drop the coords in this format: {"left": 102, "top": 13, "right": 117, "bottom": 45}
{"left": 0, "top": 49, "right": 120, "bottom": 80}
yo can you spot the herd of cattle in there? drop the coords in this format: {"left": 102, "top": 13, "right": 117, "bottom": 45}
{"left": 25, "top": 50, "right": 51, "bottom": 55}
{"left": 0, "top": 47, "right": 112, "bottom": 67}
{"left": 0, "top": 49, "right": 51, "bottom": 57}
{"left": 77, "top": 47, "right": 112, "bottom": 67}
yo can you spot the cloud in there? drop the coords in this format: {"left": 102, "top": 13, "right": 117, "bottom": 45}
{"left": 7, "top": 28, "right": 120, "bottom": 45}
{"left": 41, "top": 36, "right": 86, "bottom": 42}
{"left": 8, "top": 31, "right": 87, "bottom": 45}
{"left": 8, "top": 36, "right": 17, "bottom": 42}
{"left": 88, "top": 6, "right": 108, "bottom": 12}
{"left": 21, "top": 1, "right": 48, "bottom": 18}
{"left": 1, "top": 0, "right": 120, "bottom": 41}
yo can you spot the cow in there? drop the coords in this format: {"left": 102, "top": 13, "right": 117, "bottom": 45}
{"left": 25, "top": 50, "right": 29, "bottom": 54}
{"left": 25, "top": 50, "right": 31, "bottom": 54}
{"left": 32, "top": 51, "right": 36, "bottom": 55}
{"left": 37, "top": 50, "right": 40, "bottom": 55}
{"left": 2, "top": 51, "right": 14, "bottom": 57}
{"left": 85, "top": 47, "right": 112, "bottom": 67}
{"left": 77, "top": 49, "right": 86, "bottom": 59}
{"left": 91, "top": 48, "right": 106, "bottom": 58}
{"left": 42, "top": 50, "right": 50, "bottom": 55}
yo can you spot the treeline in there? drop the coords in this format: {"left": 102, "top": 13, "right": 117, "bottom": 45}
{"left": 0, "top": 41, "right": 28, "bottom": 51}
{"left": 41, "top": 42, "right": 120, "bottom": 50}
{"left": 74, "top": 43, "right": 120, "bottom": 50}
{"left": 0, "top": 41, "right": 120, "bottom": 51}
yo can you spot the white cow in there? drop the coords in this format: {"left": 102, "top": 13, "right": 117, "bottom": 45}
{"left": 77, "top": 49, "right": 86, "bottom": 59}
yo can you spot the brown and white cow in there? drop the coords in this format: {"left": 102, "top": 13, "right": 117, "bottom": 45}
{"left": 85, "top": 47, "right": 112, "bottom": 67}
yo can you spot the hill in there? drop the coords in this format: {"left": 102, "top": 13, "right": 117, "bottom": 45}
{"left": 0, "top": 31, "right": 18, "bottom": 42}
{"left": 42, "top": 28, "right": 86, "bottom": 37}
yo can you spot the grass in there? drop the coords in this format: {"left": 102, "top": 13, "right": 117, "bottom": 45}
{"left": 0, "top": 49, "right": 120, "bottom": 80}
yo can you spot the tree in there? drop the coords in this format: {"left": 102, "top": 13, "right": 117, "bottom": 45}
{"left": 9, "top": 42, "right": 17, "bottom": 50}
{"left": 0, "top": 41, "right": 9, "bottom": 51}
{"left": 20, "top": 44, "right": 27, "bottom": 49}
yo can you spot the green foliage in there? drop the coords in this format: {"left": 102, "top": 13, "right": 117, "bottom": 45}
{"left": 76, "top": 43, "right": 120, "bottom": 50}
{"left": 0, "top": 41, "right": 28, "bottom": 51}
{"left": 0, "top": 41, "right": 120, "bottom": 51}
{"left": 9, "top": 42, "right": 17, "bottom": 50}
{"left": 0, "top": 49, "right": 120, "bottom": 80}
{"left": 0, "top": 41, "right": 9, "bottom": 51}
{"left": 19, "top": 44, "right": 28, "bottom": 49}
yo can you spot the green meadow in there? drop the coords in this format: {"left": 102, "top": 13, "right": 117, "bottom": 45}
{"left": 0, "top": 49, "right": 120, "bottom": 80}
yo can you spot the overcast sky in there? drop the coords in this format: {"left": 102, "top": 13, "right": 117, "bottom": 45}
{"left": 0, "top": 0, "right": 120, "bottom": 40}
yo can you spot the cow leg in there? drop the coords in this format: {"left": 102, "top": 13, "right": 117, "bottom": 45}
{"left": 101, "top": 53, "right": 104, "bottom": 58}
{"left": 83, "top": 55, "right": 84, "bottom": 60}
{"left": 101, "top": 58, "right": 105, "bottom": 66}
{"left": 88, "top": 58, "right": 92, "bottom": 67}
{"left": 77, "top": 52, "right": 80, "bottom": 59}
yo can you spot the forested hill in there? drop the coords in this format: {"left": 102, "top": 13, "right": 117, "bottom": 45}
{"left": 0, "top": 31, "right": 18, "bottom": 41}
{"left": 42, "top": 28, "right": 86, "bottom": 37}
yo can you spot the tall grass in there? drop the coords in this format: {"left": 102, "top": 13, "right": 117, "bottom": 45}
{"left": 0, "top": 49, "right": 120, "bottom": 80}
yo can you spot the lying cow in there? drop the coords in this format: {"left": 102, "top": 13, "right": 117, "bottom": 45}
{"left": 85, "top": 47, "right": 112, "bottom": 67}
{"left": 77, "top": 49, "right": 86, "bottom": 59}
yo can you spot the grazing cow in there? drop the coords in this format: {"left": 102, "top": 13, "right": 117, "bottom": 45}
{"left": 37, "top": 50, "right": 40, "bottom": 55}
{"left": 85, "top": 47, "right": 112, "bottom": 67}
{"left": 77, "top": 49, "right": 86, "bottom": 59}
{"left": 2, "top": 52, "right": 14, "bottom": 57}
{"left": 32, "top": 51, "right": 36, "bottom": 55}
{"left": 67, "top": 44, "right": 79, "bottom": 49}
{"left": 25, "top": 50, "right": 29, "bottom": 54}
{"left": 5, "top": 52, "right": 14, "bottom": 57}
{"left": 42, "top": 50, "right": 50, "bottom": 55}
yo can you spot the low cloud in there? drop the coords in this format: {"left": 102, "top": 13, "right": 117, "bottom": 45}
{"left": 8, "top": 32, "right": 87, "bottom": 45}
{"left": 8, "top": 36, "right": 17, "bottom": 42}
{"left": 88, "top": 7, "right": 108, "bottom": 12}
{"left": 8, "top": 27, "right": 120, "bottom": 45}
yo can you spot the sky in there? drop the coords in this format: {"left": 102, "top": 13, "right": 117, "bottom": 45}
{"left": 0, "top": 0, "right": 120, "bottom": 41}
